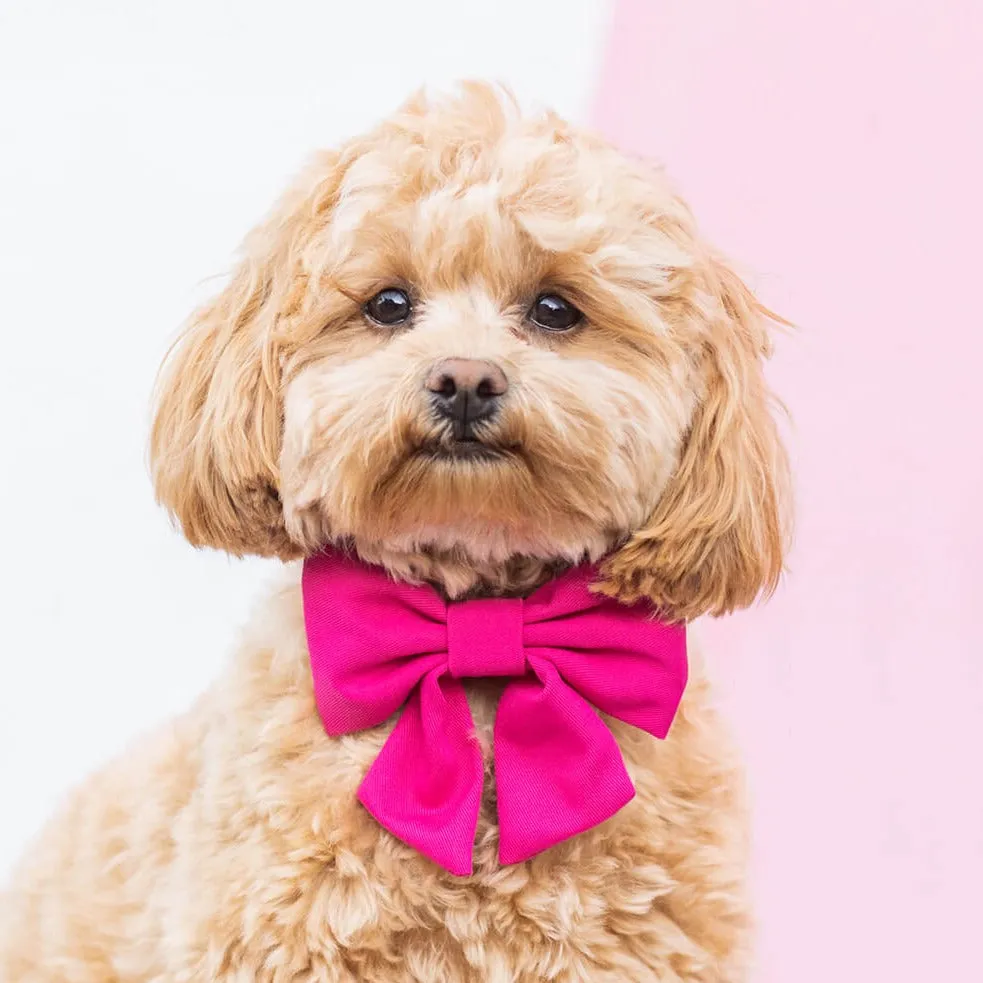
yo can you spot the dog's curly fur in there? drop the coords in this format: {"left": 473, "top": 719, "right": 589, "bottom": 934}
{"left": 1, "top": 84, "right": 789, "bottom": 982}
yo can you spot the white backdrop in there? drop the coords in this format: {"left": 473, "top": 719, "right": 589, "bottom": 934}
{"left": 0, "top": 0, "right": 610, "bottom": 876}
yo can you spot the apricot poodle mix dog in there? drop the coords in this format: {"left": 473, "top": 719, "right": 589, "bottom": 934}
{"left": 1, "top": 84, "right": 788, "bottom": 982}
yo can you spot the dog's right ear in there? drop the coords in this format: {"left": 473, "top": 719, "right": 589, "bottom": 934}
{"left": 149, "top": 232, "right": 293, "bottom": 557}
{"left": 149, "top": 154, "right": 342, "bottom": 558}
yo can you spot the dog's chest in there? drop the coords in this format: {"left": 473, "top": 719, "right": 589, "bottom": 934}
{"left": 238, "top": 805, "right": 672, "bottom": 983}
{"left": 226, "top": 691, "right": 679, "bottom": 982}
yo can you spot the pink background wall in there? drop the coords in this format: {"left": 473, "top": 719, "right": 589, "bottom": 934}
{"left": 594, "top": 1, "right": 982, "bottom": 978}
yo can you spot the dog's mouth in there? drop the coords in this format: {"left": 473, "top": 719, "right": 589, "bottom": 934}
{"left": 416, "top": 438, "right": 517, "bottom": 464}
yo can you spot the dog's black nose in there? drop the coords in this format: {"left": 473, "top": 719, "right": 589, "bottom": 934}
{"left": 424, "top": 358, "right": 508, "bottom": 439}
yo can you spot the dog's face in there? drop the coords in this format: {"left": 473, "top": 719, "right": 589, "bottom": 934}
{"left": 151, "top": 84, "right": 788, "bottom": 619}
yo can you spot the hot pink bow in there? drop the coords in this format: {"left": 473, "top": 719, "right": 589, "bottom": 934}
{"left": 302, "top": 549, "right": 687, "bottom": 876}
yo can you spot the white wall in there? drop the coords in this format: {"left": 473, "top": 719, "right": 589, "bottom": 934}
{"left": 0, "top": 0, "right": 610, "bottom": 876}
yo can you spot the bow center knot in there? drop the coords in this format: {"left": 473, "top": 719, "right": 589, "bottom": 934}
{"left": 446, "top": 597, "right": 526, "bottom": 679}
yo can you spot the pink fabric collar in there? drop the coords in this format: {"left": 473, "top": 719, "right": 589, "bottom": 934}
{"left": 302, "top": 549, "right": 687, "bottom": 875}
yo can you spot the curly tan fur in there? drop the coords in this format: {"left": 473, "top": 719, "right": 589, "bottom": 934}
{"left": 1, "top": 83, "right": 788, "bottom": 982}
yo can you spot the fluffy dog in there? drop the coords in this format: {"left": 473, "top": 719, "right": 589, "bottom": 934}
{"left": 1, "top": 84, "right": 788, "bottom": 982}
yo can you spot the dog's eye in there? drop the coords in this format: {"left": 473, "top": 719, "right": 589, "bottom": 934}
{"left": 365, "top": 288, "right": 411, "bottom": 326}
{"left": 528, "top": 294, "right": 583, "bottom": 333}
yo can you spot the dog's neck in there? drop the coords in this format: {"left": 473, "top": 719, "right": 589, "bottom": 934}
{"left": 347, "top": 542, "right": 575, "bottom": 600}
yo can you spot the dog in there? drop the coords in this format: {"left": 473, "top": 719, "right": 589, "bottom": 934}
{"left": 0, "top": 83, "right": 788, "bottom": 982}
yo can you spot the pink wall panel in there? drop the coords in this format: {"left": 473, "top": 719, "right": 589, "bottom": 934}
{"left": 593, "top": 2, "right": 983, "bottom": 979}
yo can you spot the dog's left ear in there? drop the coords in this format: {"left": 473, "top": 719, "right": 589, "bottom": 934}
{"left": 600, "top": 256, "right": 791, "bottom": 622}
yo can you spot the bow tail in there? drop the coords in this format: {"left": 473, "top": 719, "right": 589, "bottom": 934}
{"left": 357, "top": 669, "right": 483, "bottom": 876}
{"left": 494, "top": 659, "right": 636, "bottom": 865}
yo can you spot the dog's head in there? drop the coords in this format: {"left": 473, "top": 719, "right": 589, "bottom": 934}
{"left": 150, "top": 84, "right": 789, "bottom": 620}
